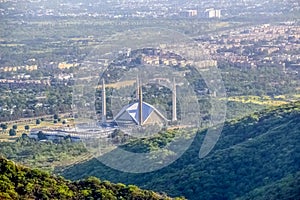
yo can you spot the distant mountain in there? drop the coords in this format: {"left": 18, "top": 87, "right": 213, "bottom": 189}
{"left": 0, "top": 157, "right": 184, "bottom": 200}
{"left": 62, "top": 102, "right": 300, "bottom": 200}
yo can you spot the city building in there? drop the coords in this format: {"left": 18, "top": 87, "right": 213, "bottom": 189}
{"left": 204, "top": 8, "right": 221, "bottom": 18}
{"left": 113, "top": 77, "right": 170, "bottom": 127}
{"left": 179, "top": 10, "right": 198, "bottom": 17}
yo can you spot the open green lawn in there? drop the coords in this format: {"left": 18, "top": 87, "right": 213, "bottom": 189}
{"left": 0, "top": 116, "right": 75, "bottom": 142}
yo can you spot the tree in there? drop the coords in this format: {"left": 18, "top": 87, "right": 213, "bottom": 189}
{"left": 21, "top": 133, "right": 28, "bottom": 139}
{"left": 36, "top": 119, "right": 40, "bottom": 125}
{"left": 37, "top": 131, "right": 46, "bottom": 140}
{"left": 24, "top": 125, "right": 30, "bottom": 131}
{"left": 12, "top": 125, "right": 17, "bottom": 130}
{"left": 1, "top": 124, "right": 8, "bottom": 133}
{"left": 54, "top": 114, "right": 59, "bottom": 120}
{"left": 9, "top": 129, "right": 16, "bottom": 136}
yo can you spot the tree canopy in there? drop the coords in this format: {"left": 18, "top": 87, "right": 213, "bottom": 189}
{"left": 0, "top": 157, "right": 184, "bottom": 200}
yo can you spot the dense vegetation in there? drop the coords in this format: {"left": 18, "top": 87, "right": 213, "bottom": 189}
{"left": 62, "top": 101, "right": 300, "bottom": 200}
{"left": 219, "top": 65, "right": 299, "bottom": 96}
{"left": 0, "top": 157, "right": 185, "bottom": 200}
{"left": 0, "top": 137, "right": 89, "bottom": 173}
{"left": 237, "top": 172, "right": 300, "bottom": 200}
{"left": 0, "top": 84, "right": 72, "bottom": 121}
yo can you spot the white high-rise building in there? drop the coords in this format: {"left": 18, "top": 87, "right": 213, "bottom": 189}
{"left": 205, "top": 8, "right": 221, "bottom": 19}
{"left": 215, "top": 9, "right": 221, "bottom": 18}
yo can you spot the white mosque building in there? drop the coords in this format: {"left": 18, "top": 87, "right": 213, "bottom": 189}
{"left": 101, "top": 77, "right": 178, "bottom": 128}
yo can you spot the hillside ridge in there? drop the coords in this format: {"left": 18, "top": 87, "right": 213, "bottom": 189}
{"left": 0, "top": 156, "right": 184, "bottom": 200}
{"left": 62, "top": 101, "right": 300, "bottom": 200}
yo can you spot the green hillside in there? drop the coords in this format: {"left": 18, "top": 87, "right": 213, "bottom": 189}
{"left": 0, "top": 138, "right": 89, "bottom": 173}
{"left": 237, "top": 171, "right": 300, "bottom": 200}
{"left": 62, "top": 102, "right": 300, "bottom": 200}
{"left": 0, "top": 157, "right": 184, "bottom": 200}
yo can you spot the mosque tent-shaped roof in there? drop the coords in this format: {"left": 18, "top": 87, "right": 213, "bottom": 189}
{"left": 114, "top": 101, "right": 168, "bottom": 126}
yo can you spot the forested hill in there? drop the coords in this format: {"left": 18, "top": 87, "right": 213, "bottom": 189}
{"left": 0, "top": 157, "right": 184, "bottom": 200}
{"left": 236, "top": 171, "right": 300, "bottom": 200}
{"left": 62, "top": 101, "right": 300, "bottom": 200}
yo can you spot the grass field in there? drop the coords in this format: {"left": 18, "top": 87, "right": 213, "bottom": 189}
{"left": 223, "top": 94, "right": 300, "bottom": 106}
{"left": 96, "top": 79, "right": 136, "bottom": 89}
{"left": 0, "top": 115, "right": 75, "bottom": 142}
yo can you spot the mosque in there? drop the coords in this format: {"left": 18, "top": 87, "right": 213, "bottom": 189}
{"left": 100, "top": 77, "right": 177, "bottom": 128}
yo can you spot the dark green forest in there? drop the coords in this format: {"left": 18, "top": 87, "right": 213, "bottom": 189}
{"left": 0, "top": 137, "right": 88, "bottom": 173}
{"left": 236, "top": 172, "right": 300, "bottom": 200}
{"left": 62, "top": 101, "right": 300, "bottom": 200}
{"left": 0, "top": 157, "right": 184, "bottom": 200}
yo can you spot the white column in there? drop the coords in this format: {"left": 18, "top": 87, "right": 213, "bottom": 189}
{"left": 102, "top": 79, "right": 106, "bottom": 123}
{"left": 172, "top": 78, "right": 177, "bottom": 122}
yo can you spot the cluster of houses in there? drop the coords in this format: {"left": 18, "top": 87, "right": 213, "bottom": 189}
{"left": 198, "top": 24, "right": 300, "bottom": 70}
{"left": 0, "top": 65, "right": 38, "bottom": 72}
